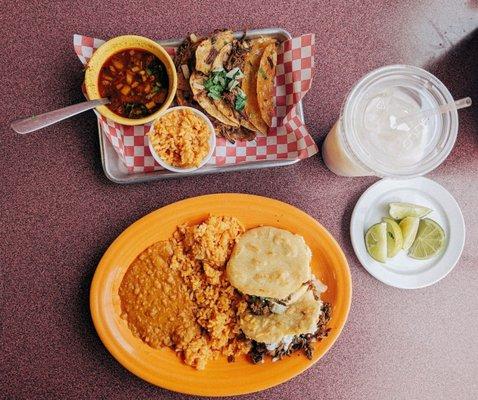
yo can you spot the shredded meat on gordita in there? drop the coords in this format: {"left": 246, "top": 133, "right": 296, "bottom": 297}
{"left": 248, "top": 302, "right": 332, "bottom": 364}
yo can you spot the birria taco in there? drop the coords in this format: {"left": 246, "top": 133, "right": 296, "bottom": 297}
{"left": 174, "top": 30, "right": 279, "bottom": 142}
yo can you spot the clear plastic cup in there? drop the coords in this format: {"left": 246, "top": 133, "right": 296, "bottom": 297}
{"left": 322, "top": 65, "right": 459, "bottom": 177}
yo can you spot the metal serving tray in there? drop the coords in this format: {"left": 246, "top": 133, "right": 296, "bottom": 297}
{"left": 98, "top": 28, "right": 304, "bottom": 184}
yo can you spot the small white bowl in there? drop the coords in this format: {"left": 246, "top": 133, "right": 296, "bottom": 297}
{"left": 147, "top": 106, "right": 216, "bottom": 173}
{"left": 350, "top": 177, "right": 465, "bottom": 289}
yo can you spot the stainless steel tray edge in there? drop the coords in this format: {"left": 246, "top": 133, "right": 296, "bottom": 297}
{"left": 98, "top": 27, "right": 306, "bottom": 184}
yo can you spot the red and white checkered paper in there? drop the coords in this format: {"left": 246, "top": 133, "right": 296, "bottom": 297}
{"left": 74, "top": 33, "right": 318, "bottom": 173}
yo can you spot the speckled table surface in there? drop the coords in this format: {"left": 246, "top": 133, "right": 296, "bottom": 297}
{"left": 1, "top": 1, "right": 477, "bottom": 399}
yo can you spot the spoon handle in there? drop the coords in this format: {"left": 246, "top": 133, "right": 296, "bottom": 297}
{"left": 11, "top": 98, "right": 110, "bottom": 134}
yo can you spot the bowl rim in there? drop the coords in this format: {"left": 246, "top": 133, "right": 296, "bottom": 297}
{"left": 147, "top": 106, "right": 217, "bottom": 173}
{"left": 84, "top": 34, "right": 177, "bottom": 126}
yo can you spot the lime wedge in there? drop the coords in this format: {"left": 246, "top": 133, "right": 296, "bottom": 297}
{"left": 409, "top": 218, "right": 445, "bottom": 260}
{"left": 382, "top": 217, "right": 403, "bottom": 257}
{"left": 389, "top": 202, "right": 432, "bottom": 220}
{"left": 365, "top": 222, "right": 387, "bottom": 262}
{"left": 399, "top": 216, "right": 420, "bottom": 251}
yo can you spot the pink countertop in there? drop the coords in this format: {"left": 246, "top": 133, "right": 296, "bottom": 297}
{"left": 1, "top": 1, "right": 477, "bottom": 399}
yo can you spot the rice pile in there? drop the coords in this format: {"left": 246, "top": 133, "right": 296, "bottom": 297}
{"left": 148, "top": 108, "right": 210, "bottom": 168}
{"left": 170, "top": 216, "right": 250, "bottom": 368}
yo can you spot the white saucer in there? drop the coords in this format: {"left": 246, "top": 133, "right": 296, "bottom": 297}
{"left": 350, "top": 177, "right": 465, "bottom": 289}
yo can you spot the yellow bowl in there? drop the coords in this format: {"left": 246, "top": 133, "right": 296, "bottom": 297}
{"left": 84, "top": 35, "right": 177, "bottom": 126}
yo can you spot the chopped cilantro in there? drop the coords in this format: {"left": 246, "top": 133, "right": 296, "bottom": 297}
{"left": 258, "top": 67, "right": 268, "bottom": 80}
{"left": 235, "top": 91, "right": 247, "bottom": 111}
{"left": 204, "top": 71, "right": 225, "bottom": 100}
{"left": 207, "top": 87, "right": 223, "bottom": 100}
{"left": 204, "top": 67, "right": 246, "bottom": 102}
{"left": 151, "top": 84, "right": 162, "bottom": 94}
{"left": 124, "top": 102, "right": 148, "bottom": 118}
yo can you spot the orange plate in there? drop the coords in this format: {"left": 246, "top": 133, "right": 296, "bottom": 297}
{"left": 90, "top": 194, "right": 352, "bottom": 396}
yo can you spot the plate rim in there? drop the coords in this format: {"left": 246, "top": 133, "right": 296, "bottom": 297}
{"left": 90, "top": 193, "right": 352, "bottom": 395}
{"left": 350, "top": 177, "right": 466, "bottom": 289}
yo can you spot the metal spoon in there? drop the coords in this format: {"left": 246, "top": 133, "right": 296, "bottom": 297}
{"left": 11, "top": 98, "right": 110, "bottom": 134}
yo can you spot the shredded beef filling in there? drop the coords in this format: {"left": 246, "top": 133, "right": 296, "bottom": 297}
{"left": 250, "top": 341, "right": 268, "bottom": 364}
{"left": 248, "top": 302, "right": 332, "bottom": 364}
{"left": 205, "top": 48, "right": 219, "bottom": 64}
{"left": 244, "top": 294, "right": 288, "bottom": 315}
{"left": 222, "top": 91, "right": 237, "bottom": 108}
{"left": 174, "top": 36, "right": 203, "bottom": 108}
{"left": 224, "top": 40, "right": 249, "bottom": 72}
{"left": 174, "top": 36, "right": 196, "bottom": 69}
{"left": 245, "top": 295, "right": 273, "bottom": 316}
{"left": 213, "top": 123, "right": 256, "bottom": 143}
